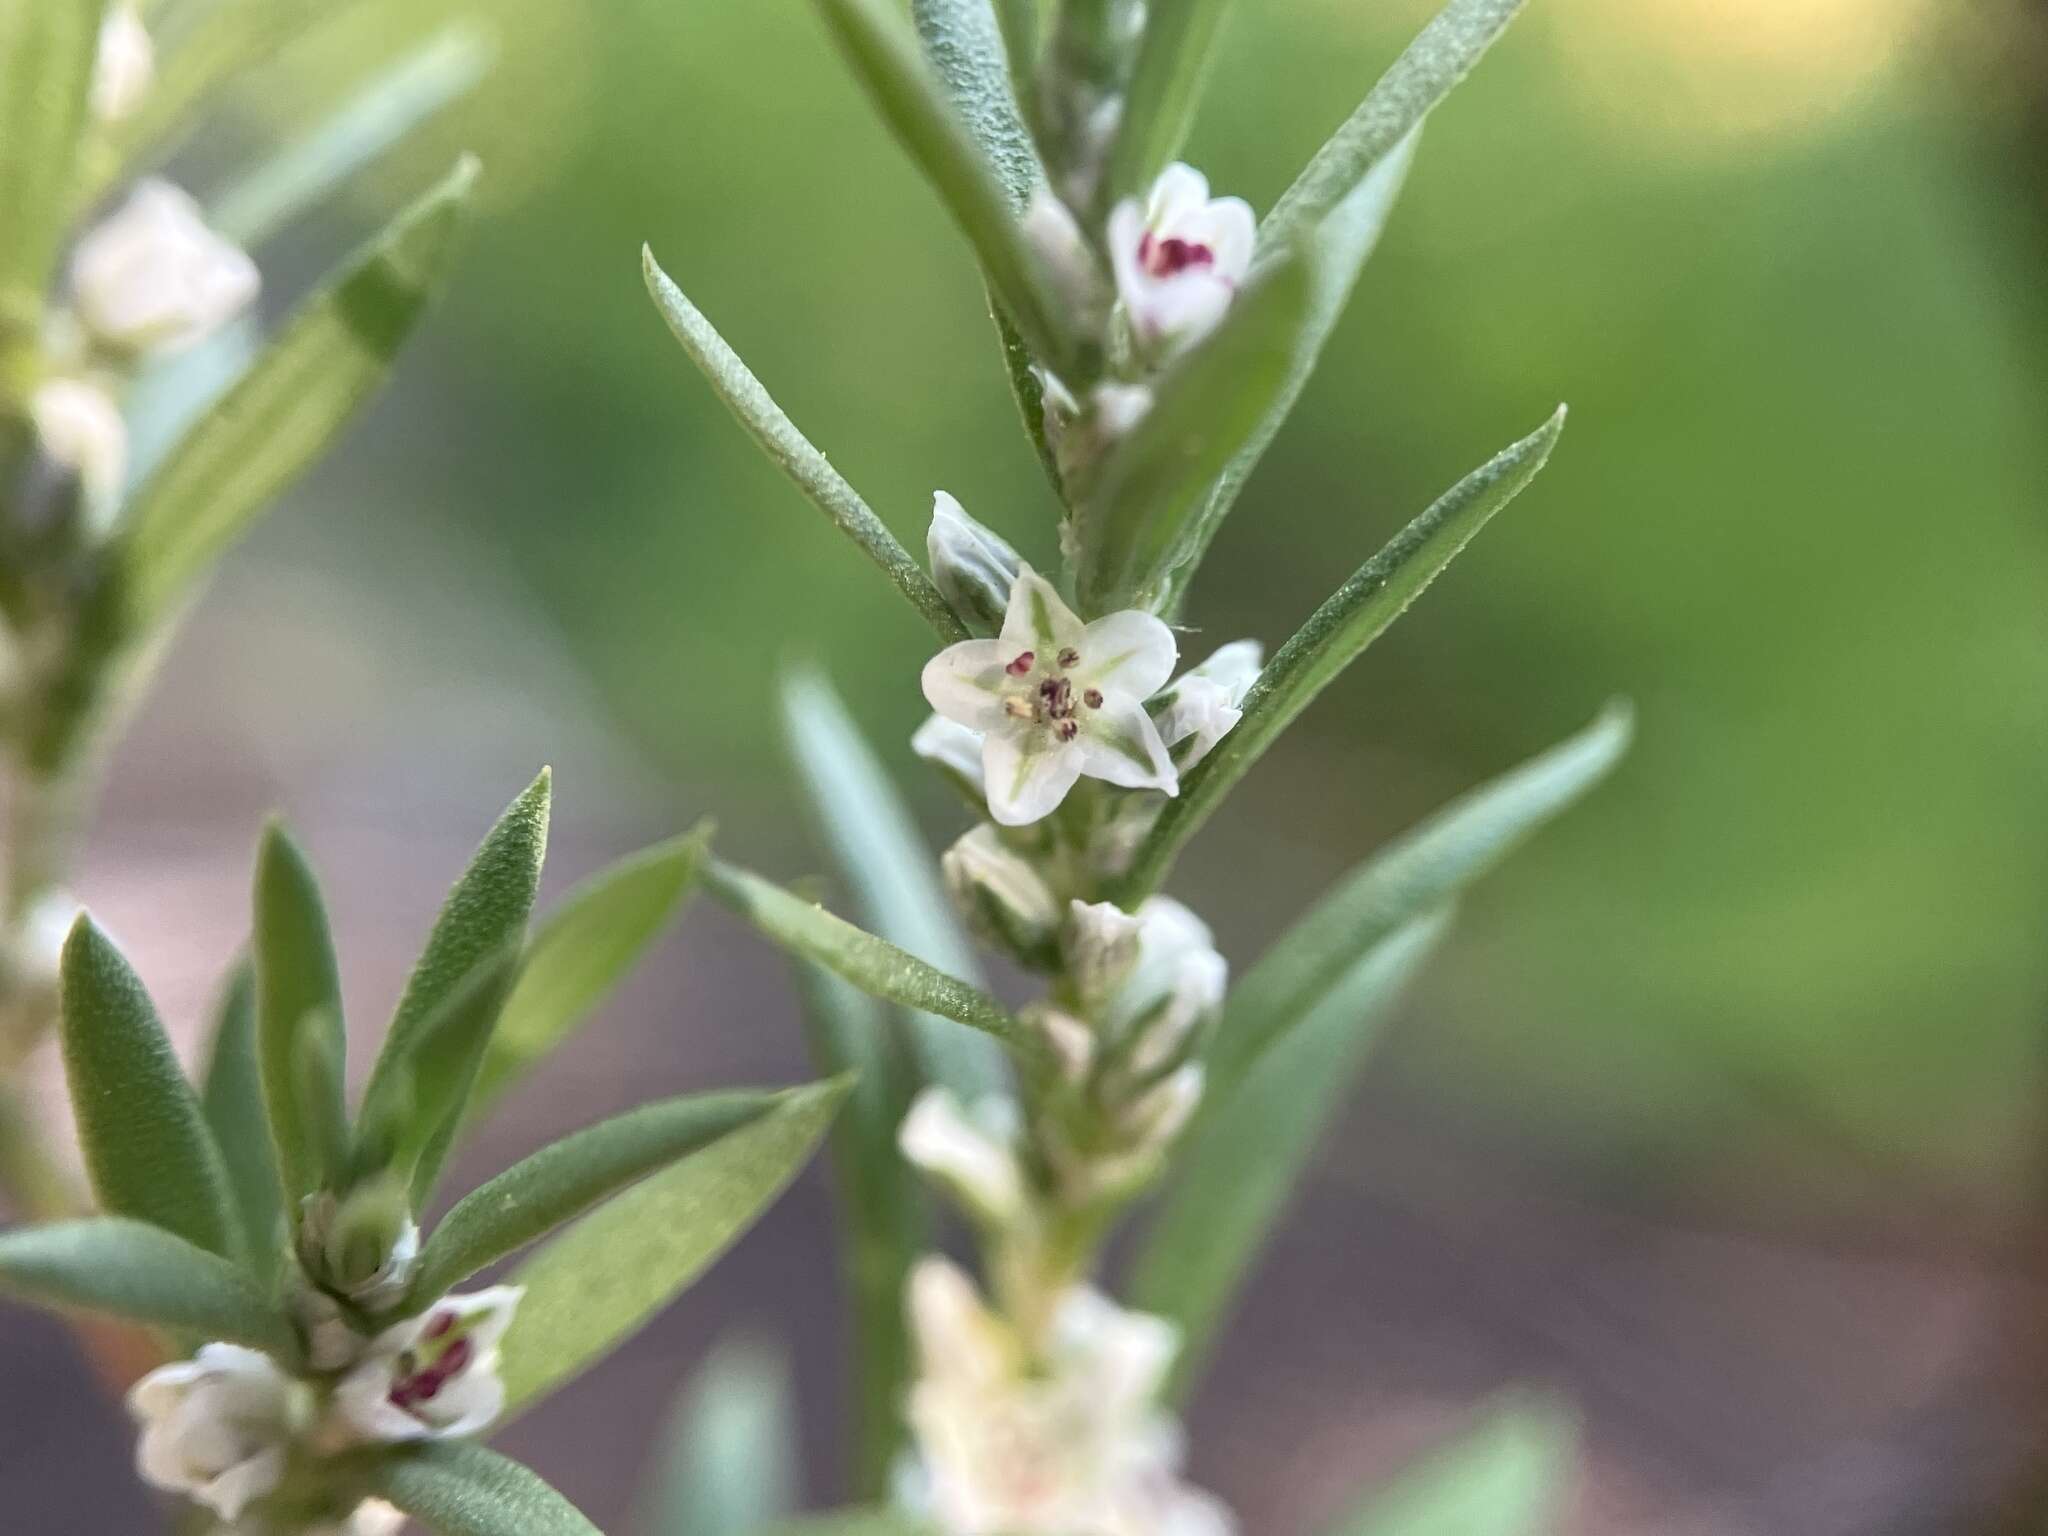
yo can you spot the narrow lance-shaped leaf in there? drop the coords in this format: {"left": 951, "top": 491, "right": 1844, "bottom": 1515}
{"left": 640, "top": 1337, "right": 800, "bottom": 1536}
{"left": 252, "top": 822, "right": 349, "bottom": 1211}
{"left": 0, "top": 0, "right": 102, "bottom": 319}
{"left": 497, "top": 1077, "right": 851, "bottom": 1415}
{"left": 1116, "top": 408, "right": 1568, "bottom": 900}
{"left": 358, "top": 768, "right": 550, "bottom": 1203}
{"left": 1133, "top": 909, "right": 1451, "bottom": 1398}
{"left": 1073, "top": 248, "right": 1316, "bottom": 616}
{"left": 0, "top": 1219, "right": 295, "bottom": 1357}
{"left": 1206, "top": 701, "right": 1633, "bottom": 1107}
{"left": 1260, "top": 0, "right": 1528, "bottom": 254}
{"left": 210, "top": 24, "right": 494, "bottom": 249}
{"left": 59, "top": 918, "right": 242, "bottom": 1261}
{"left": 759, "top": 1517, "right": 938, "bottom": 1536}
{"left": 121, "top": 155, "right": 481, "bottom": 626}
{"left": 1162, "top": 130, "right": 1419, "bottom": 598}
{"left": 910, "top": 0, "right": 1041, "bottom": 206}
{"left": 703, "top": 857, "right": 1038, "bottom": 1063}
{"left": 643, "top": 249, "right": 967, "bottom": 645}
{"left": 408, "top": 1088, "right": 784, "bottom": 1304}
{"left": 783, "top": 667, "right": 1006, "bottom": 1101}
{"left": 806, "top": 0, "right": 1081, "bottom": 372}
{"left": 200, "top": 961, "right": 287, "bottom": 1266}
{"left": 790, "top": 958, "right": 923, "bottom": 1498}
{"left": 360, "top": 1441, "right": 602, "bottom": 1536}
{"left": 468, "top": 825, "right": 712, "bottom": 1120}
{"left": 1101, "top": 0, "right": 1235, "bottom": 210}
{"left": 1325, "top": 1395, "right": 1576, "bottom": 1536}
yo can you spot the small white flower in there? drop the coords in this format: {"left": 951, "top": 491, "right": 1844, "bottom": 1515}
{"left": 906, "top": 1260, "right": 1232, "bottom": 1536}
{"left": 91, "top": 3, "right": 155, "bottom": 122}
{"left": 928, "top": 491, "right": 1024, "bottom": 634}
{"left": 128, "top": 1344, "right": 297, "bottom": 1522}
{"left": 941, "top": 824, "right": 1063, "bottom": 963}
{"left": 921, "top": 563, "right": 1179, "bottom": 826}
{"left": 901, "top": 1088, "right": 1029, "bottom": 1228}
{"left": 30, "top": 377, "right": 127, "bottom": 516}
{"left": 331, "top": 1287, "right": 521, "bottom": 1444}
{"left": 1151, "top": 639, "right": 1262, "bottom": 771}
{"left": 1108, "top": 164, "right": 1255, "bottom": 363}
{"left": 71, "top": 180, "right": 259, "bottom": 355}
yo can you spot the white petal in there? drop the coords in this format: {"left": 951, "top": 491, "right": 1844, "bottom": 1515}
{"left": 1074, "top": 696, "right": 1178, "bottom": 795}
{"left": 200, "top": 1445, "right": 287, "bottom": 1522}
{"left": 444, "top": 1285, "right": 523, "bottom": 1352}
{"left": 920, "top": 639, "right": 1012, "bottom": 732}
{"left": 1146, "top": 164, "right": 1212, "bottom": 227}
{"left": 981, "top": 728, "right": 1084, "bottom": 826}
{"left": 31, "top": 377, "right": 127, "bottom": 509}
{"left": 423, "top": 1366, "right": 507, "bottom": 1439}
{"left": 1143, "top": 275, "right": 1234, "bottom": 354}
{"left": 1187, "top": 638, "right": 1262, "bottom": 701}
{"left": 1107, "top": 200, "right": 1150, "bottom": 315}
{"left": 91, "top": 4, "right": 154, "bottom": 123}
{"left": 908, "top": 1257, "right": 1012, "bottom": 1389}
{"left": 1077, "top": 609, "right": 1178, "bottom": 700}
{"left": 911, "top": 713, "right": 986, "bottom": 791}
{"left": 1186, "top": 196, "right": 1256, "bottom": 284}
{"left": 900, "top": 1086, "right": 1026, "bottom": 1223}
{"left": 999, "top": 563, "right": 1085, "bottom": 656}
{"left": 1051, "top": 1288, "right": 1178, "bottom": 1413}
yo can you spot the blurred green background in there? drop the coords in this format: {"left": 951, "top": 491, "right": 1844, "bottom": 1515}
{"left": 11, "top": 0, "right": 2048, "bottom": 1530}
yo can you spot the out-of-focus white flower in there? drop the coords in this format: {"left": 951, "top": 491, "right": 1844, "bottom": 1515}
{"left": 1021, "top": 189, "right": 1110, "bottom": 325}
{"left": 941, "top": 824, "right": 1063, "bottom": 964}
{"left": 1108, "top": 164, "right": 1254, "bottom": 363}
{"left": 330, "top": 1287, "right": 521, "bottom": 1444}
{"left": 1151, "top": 640, "right": 1262, "bottom": 772}
{"left": 128, "top": 1344, "right": 298, "bottom": 1522}
{"left": 1027, "top": 1003, "right": 1098, "bottom": 1084}
{"left": 71, "top": 180, "right": 258, "bottom": 355}
{"left": 91, "top": 4, "right": 154, "bottom": 122}
{"left": 30, "top": 377, "right": 126, "bottom": 518}
{"left": 900, "top": 1088, "right": 1029, "bottom": 1227}
{"left": 921, "top": 564, "right": 1178, "bottom": 826}
{"left": 906, "top": 1259, "right": 1233, "bottom": 1536}
{"left": 292, "top": 1499, "right": 408, "bottom": 1536}
{"left": 928, "top": 491, "right": 1025, "bottom": 636}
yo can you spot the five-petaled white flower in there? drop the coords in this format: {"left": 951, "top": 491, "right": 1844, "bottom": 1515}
{"left": 906, "top": 1258, "right": 1234, "bottom": 1536}
{"left": 1108, "top": 164, "right": 1255, "bottom": 364}
{"left": 921, "top": 562, "right": 1179, "bottom": 827}
{"left": 70, "top": 179, "right": 258, "bottom": 355}
{"left": 30, "top": 377, "right": 127, "bottom": 517}
{"left": 331, "top": 1286, "right": 522, "bottom": 1444}
{"left": 128, "top": 1343, "right": 299, "bottom": 1522}
{"left": 91, "top": 3, "right": 155, "bottom": 122}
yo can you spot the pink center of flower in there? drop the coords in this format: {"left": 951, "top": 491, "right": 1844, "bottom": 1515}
{"left": 388, "top": 1312, "right": 475, "bottom": 1413}
{"left": 1139, "top": 231, "right": 1214, "bottom": 279}
{"left": 999, "top": 645, "right": 1102, "bottom": 744}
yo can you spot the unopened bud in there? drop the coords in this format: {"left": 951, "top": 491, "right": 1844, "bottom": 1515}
{"left": 299, "top": 1179, "right": 419, "bottom": 1312}
{"left": 1062, "top": 899, "right": 1142, "bottom": 1011}
{"left": 1025, "top": 1003, "right": 1097, "bottom": 1084}
{"left": 899, "top": 1088, "right": 1027, "bottom": 1228}
{"left": 1021, "top": 190, "right": 1110, "bottom": 329}
{"left": 928, "top": 492, "right": 1023, "bottom": 636}
{"left": 942, "top": 825, "right": 1061, "bottom": 968}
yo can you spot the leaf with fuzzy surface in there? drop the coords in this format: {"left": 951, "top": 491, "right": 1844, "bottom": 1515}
{"left": 200, "top": 961, "right": 286, "bottom": 1266}
{"left": 252, "top": 822, "right": 348, "bottom": 1212}
{"left": 361, "top": 1442, "right": 601, "bottom": 1536}
{"left": 1117, "top": 409, "right": 1569, "bottom": 898}
{"left": 1101, "top": 0, "right": 1235, "bottom": 209}
{"left": 910, "top": 0, "right": 1039, "bottom": 206}
{"left": 59, "top": 919, "right": 241, "bottom": 1262}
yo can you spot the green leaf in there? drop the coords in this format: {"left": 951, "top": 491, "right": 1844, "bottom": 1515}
{"left": 640, "top": 1336, "right": 798, "bottom": 1536}
{"left": 210, "top": 24, "right": 493, "bottom": 248}
{"left": 200, "top": 961, "right": 287, "bottom": 1267}
{"left": 910, "top": 0, "right": 1040, "bottom": 207}
{"left": 1116, "top": 409, "right": 1569, "bottom": 899}
{"left": 703, "top": 857, "right": 1037, "bottom": 1063}
{"left": 782, "top": 667, "right": 1006, "bottom": 1101}
{"left": 758, "top": 1514, "right": 937, "bottom": 1536}
{"left": 805, "top": 0, "right": 1079, "bottom": 372}
{"left": 469, "top": 826, "right": 711, "bottom": 1120}
{"left": 1073, "top": 249, "right": 1316, "bottom": 615}
{"left": 1261, "top": 0, "right": 1528, "bottom": 254}
{"left": 359, "top": 769, "right": 550, "bottom": 1202}
{"left": 252, "top": 822, "right": 349, "bottom": 1211}
{"left": 409, "top": 1088, "right": 784, "bottom": 1304}
{"left": 1324, "top": 1395, "right": 1576, "bottom": 1536}
{"left": 1102, "top": 0, "right": 1234, "bottom": 208}
{"left": 58, "top": 918, "right": 241, "bottom": 1262}
{"left": 1207, "top": 702, "right": 1634, "bottom": 1109}
{"left": 1132, "top": 910, "right": 1450, "bottom": 1398}
{"left": 789, "top": 959, "right": 922, "bottom": 1499}
{"left": 642, "top": 249, "right": 966, "bottom": 645}
{"left": 121, "top": 155, "right": 480, "bottom": 626}
{"left": 1161, "top": 130, "right": 1419, "bottom": 600}
{"left": 0, "top": 0, "right": 102, "bottom": 321}
{"left": 0, "top": 1218, "right": 294, "bottom": 1355}
{"left": 361, "top": 1441, "right": 602, "bottom": 1536}
{"left": 498, "top": 1077, "right": 850, "bottom": 1415}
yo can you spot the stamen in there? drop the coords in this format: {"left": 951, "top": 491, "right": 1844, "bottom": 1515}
{"left": 1005, "top": 651, "right": 1035, "bottom": 677}
{"left": 1057, "top": 647, "right": 1080, "bottom": 669}
{"left": 1083, "top": 689, "right": 1103, "bottom": 709}
{"left": 1004, "top": 697, "right": 1035, "bottom": 721}
{"left": 1054, "top": 719, "right": 1079, "bottom": 742}
{"left": 423, "top": 1312, "right": 456, "bottom": 1341}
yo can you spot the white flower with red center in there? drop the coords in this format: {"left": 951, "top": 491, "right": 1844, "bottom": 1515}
{"left": 1107, "top": 164, "right": 1255, "bottom": 363}
{"left": 70, "top": 179, "right": 258, "bottom": 356}
{"left": 91, "top": 3, "right": 154, "bottom": 122}
{"left": 128, "top": 1344, "right": 299, "bottom": 1522}
{"left": 331, "top": 1286, "right": 522, "bottom": 1444}
{"left": 921, "top": 562, "right": 1179, "bottom": 826}
{"left": 905, "top": 1258, "right": 1234, "bottom": 1536}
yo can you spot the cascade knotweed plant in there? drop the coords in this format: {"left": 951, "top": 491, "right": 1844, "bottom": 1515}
{"left": 632, "top": 1, "right": 1634, "bottom": 1533}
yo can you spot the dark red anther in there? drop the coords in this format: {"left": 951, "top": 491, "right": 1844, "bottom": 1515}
{"left": 423, "top": 1311, "right": 456, "bottom": 1341}
{"left": 1005, "top": 651, "right": 1035, "bottom": 677}
{"left": 1083, "top": 689, "right": 1103, "bottom": 709}
{"left": 439, "top": 1337, "right": 474, "bottom": 1378}
{"left": 1057, "top": 647, "right": 1080, "bottom": 669}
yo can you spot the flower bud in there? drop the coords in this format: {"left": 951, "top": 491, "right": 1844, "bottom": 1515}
{"left": 941, "top": 825, "right": 1061, "bottom": 968}
{"left": 899, "top": 1087, "right": 1027, "bottom": 1228}
{"left": 129, "top": 1344, "right": 300, "bottom": 1521}
{"left": 298, "top": 1179, "right": 419, "bottom": 1312}
{"left": 30, "top": 377, "right": 127, "bottom": 532}
{"left": 91, "top": 4, "right": 154, "bottom": 123}
{"left": 1122, "top": 1063, "right": 1204, "bottom": 1152}
{"left": 1151, "top": 640, "right": 1262, "bottom": 771}
{"left": 1025, "top": 1002, "right": 1097, "bottom": 1084}
{"left": 71, "top": 180, "right": 258, "bottom": 356}
{"left": 927, "top": 491, "right": 1023, "bottom": 635}
{"left": 1062, "top": 899, "right": 1143, "bottom": 1011}
{"left": 1020, "top": 190, "right": 1110, "bottom": 330}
